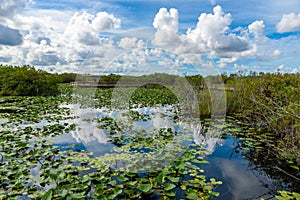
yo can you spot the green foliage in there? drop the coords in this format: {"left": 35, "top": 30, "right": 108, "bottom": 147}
{"left": 58, "top": 73, "right": 77, "bottom": 83}
{"left": 0, "top": 65, "right": 61, "bottom": 96}
{"left": 275, "top": 190, "right": 300, "bottom": 200}
{"left": 226, "top": 72, "right": 300, "bottom": 166}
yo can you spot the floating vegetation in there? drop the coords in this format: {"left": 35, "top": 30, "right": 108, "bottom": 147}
{"left": 0, "top": 86, "right": 223, "bottom": 199}
{"left": 0, "top": 84, "right": 299, "bottom": 199}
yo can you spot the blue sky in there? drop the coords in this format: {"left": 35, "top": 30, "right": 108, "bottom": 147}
{"left": 0, "top": 0, "right": 300, "bottom": 75}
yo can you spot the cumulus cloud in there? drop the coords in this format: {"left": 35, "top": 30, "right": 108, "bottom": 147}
{"left": 0, "top": 3, "right": 293, "bottom": 74}
{"left": 153, "top": 8, "right": 178, "bottom": 31}
{"left": 152, "top": 29, "right": 181, "bottom": 47}
{"left": 152, "top": 5, "right": 254, "bottom": 66}
{"left": 92, "top": 12, "right": 121, "bottom": 32}
{"left": 0, "top": 0, "right": 26, "bottom": 17}
{"left": 272, "top": 49, "right": 281, "bottom": 57}
{"left": 0, "top": 6, "right": 123, "bottom": 72}
{"left": 188, "top": 6, "right": 232, "bottom": 41}
{"left": 187, "top": 6, "right": 250, "bottom": 53}
{"left": 277, "top": 12, "right": 300, "bottom": 33}
{"left": 248, "top": 20, "right": 265, "bottom": 37}
{"left": 219, "top": 57, "right": 237, "bottom": 68}
{"left": 0, "top": 24, "right": 23, "bottom": 45}
{"left": 64, "top": 11, "right": 121, "bottom": 46}
{"left": 152, "top": 8, "right": 181, "bottom": 47}
{"left": 118, "top": 37, "right": 137, "bottom": 49}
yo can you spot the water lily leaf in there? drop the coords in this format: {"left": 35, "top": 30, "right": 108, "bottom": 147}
{"left": 138, "top": 183, "right": 152, "bottom": 193}
{"left": 108, "top": 180, "right": 117, "bottom": 186}
{"left": 117, "top": 175, "right": 128, "bottom": 182}
{"left": 164, "top": 190, "right": 176, "bottom": 197}
{"left": 71, "top": 192, "right": 86, "bottom": 199}
{"left": 113, "top": 188, "right": 123, "bottom": 196}
{"left": 164, "top": 183, "right": 176, "bottom": 191}
{"left": 210, "top": 191, "right": 220, "bottom": 196}
{"left": 126, "top": 181, "right": 137, "bottom": 187}
{"left": 186, "top": 191, "right": 199, "bottom": 200}
{"left": 167, "top": 176, "right": 180, "bottom": 182}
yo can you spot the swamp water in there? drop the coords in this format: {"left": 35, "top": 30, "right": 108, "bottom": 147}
{"left": 48, "top": 105, "right": 295, "bottom": 199}
{"left": 0, "top": 99, "right": 298, "bottom": 199}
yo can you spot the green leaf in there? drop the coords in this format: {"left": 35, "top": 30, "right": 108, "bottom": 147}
{"left": 126, "top": 181, "right": 137, "bottom": 187}
{"left": 48, "top": 173, "right": 58, "bottom": 180}
{"left": 193, "top": 159, "right": 209, "bottom": 164}
{"left": 164, "top": 183, "right": 176, "bottom": 191}
{"left": 117, "top": 175, "right": 128, "bottom": 182}
{"left": 275, "top": 196, "right": 287, "bottom": 200}
{"left": 180, "top": 185, "right": 186, "bottom": 190}
{"left": 108, "top": 180, "right": 117, "bottom": 186}
{"left": 210, "top": 191, "right": 220, "bottom": 197}
{"left": 138, "top": 183, "right": 152, "bottom": 193}
{"left": 167, "top": 176, "right": 180, "bottom": 182}
{"left": 291, "top": 165, "right": 299, "bottom": 170}
{"left": 70, "top": 192, "right": 86, "bottom": 199}
{"left": 41, "top": 190, "right": 53, "bottom": 200}
{"left": 216, "top": 181, "right": 223, "bottom": 185}
{"left": 164, "top": 190, "right": 176, "bottom": 197}
{"left": 292, "top": 192, "right": 300, "bottom": 199}
{"left": 186, "top": 191, "right": 199, "bottom": 200}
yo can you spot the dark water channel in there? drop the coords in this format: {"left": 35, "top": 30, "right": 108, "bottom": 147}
{"left": 202, "top": 137, "right": 283, "bottom": 200}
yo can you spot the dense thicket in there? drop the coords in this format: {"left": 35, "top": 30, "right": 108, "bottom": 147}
{"left": 0, "top": 65, "right": 60, "bottom": 96}
{"left": 225, "top": 72, "right": 300, "bottom": 163}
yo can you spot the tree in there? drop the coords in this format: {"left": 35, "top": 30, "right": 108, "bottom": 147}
{"left": 0, "top": 65, "right": 60, "bottom": 96}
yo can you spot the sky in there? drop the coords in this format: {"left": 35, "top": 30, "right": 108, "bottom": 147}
{"left": 0, "top": 0, "right": 300, "bottom": 75}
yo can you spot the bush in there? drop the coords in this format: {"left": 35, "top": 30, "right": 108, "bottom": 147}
{"left": 226, "top": 72, "right": 300, "bottom": 166}
{"left": 0, "top": 65, "right": 61, "bottom": 96}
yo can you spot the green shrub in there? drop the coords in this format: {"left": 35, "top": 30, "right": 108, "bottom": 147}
{"left": 0, "top": 65, "right": 61, "bottom": 96}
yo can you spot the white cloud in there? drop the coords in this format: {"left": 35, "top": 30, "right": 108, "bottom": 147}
{"left": 277, "top": 12, "right": 300, "bottom": 33}
{"left": 152, "top": 29, "right": 181, "bottom": 47}
{"left": 233, "top": 63, "right": 248, "bottom": 71}
{"left": 92, "top": 12, "right": 121, "bottom": 32}
{"left": 219, "top": 57, "right": 237, "bottom": 68}
{"left": 118, "top": 37, "right": 137, "bottom": 49}
{"left": 272, "top": 49, "right": 281, "bottom": 57}
{"left": 153, "top": 8, "right": 178, "bottom": 32}
{"left": 187, "top": 6, "right": 250, "bottom": 53}
{"left": 278, "top": 64, "right": 285, "bottom": 69}
{"left": 64, "top": 11, "right": 121, "bottom": 46}
{"left": 0, "top": 5, "right": 122, "bottom": 72}
{"left": 152, "top": 6, "right": 253, "bottom": 58}
{"left": 0, "top": 0, "right": 26, "bottom": 17}
{"left": 248, "top": 20, "right": 265, "bottom": 37}
{"left": 152, "top": 8, "right": 181, "bottom": 47}
{"left": 188, "top": 6, "right": 232, "bottom": 41}
{"left": 0, "top": 2, "right": 298, "bottom": 74}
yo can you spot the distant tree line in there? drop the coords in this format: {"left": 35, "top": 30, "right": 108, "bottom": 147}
{"left": 0, "top": 65, "right": 61, "bottom": 96}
